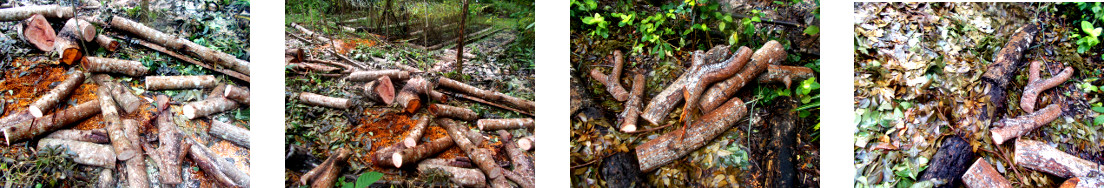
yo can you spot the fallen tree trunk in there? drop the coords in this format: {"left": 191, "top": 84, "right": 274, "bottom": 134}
{"left": 438, "top": 77, "right": 535, "bottom": 114}
{"left": 1020, "top": 61, "right": 1073, "bottom": 113}
{"left": 363, "top": 77, "right": 396, "bottom": 105}
{"left": 396, "top": 77, "right": 429, "bottom": 113}
{"left": 477, "top": 118, "right": 534, "bottom": 131}
{"left": 403, "top": 114, "right": 431, "bottom": 148}
{"left": 918, "top": 136, "right": 974, "bottom": 188}
{"left": 429, "top": 90, "right": 448, "bottom": 103}
{"left": 699, "top": 41, "right": 783, "bottom": 113}
{"left": 961, "top": 158, "right": 1012, "bottom": 188}
{"left": 99, "top": 85, "right": 137, "bottom": 161}
{"left": 678, "top": 46, "right": 752, "bottom": 126}
{"left": 1014, "top": 139, "right": 1104, "bottom": 178}
{"left": 439, "top": 118, "right": 507, "bottom": 185}
{"left": 44, "top": 129, "right": 108, "bottom": 144}
{"left": 36, "top": 138, "right": 115, "bottom": 168}
{"left": 372, "top": 143, "right": 406, "bottom": 168}
{"left": 90, "top": 74, "right": 142, "bottom": 113}
{"left": 393, "top": 136, "right": 455, "bottom": 168}
{"left": 83, "top": 57, "right": 149, "bottom": 77}
{"left": 589, "top": 50, "right": 630, "bottom": 101}
{"left": 131, "top": 38, "right": 250, "bottom": 83}
{"left": 301, "top": 148, "right": 350, "bottom": 188}
{"left": 122, "top": 119, "right": 150, "bottom": 188}
{"left": 182, "top": 97, "right": 239, "bottom": 119}
{"left": 297, "top": 92, "right": 351, "bottom": 109}
{"left": 186, "top": 138, "right": 239, "bottom": 187}
{"left": 18, "top": 14, "right": 54, "bottom": 51}
{"left": 755, "top": 64, "right": 816, "bottom": 89}
{"left": 347, "top": 70, "right": 410, "bottom": 82}
{"left": 452, "top": 92, "right": 531, "bottom": 116}
{"left": 155, "top": 112, "right": 184, "bottom": 185}
{"left": 145, "top": 75, "right": 218, "bottom": 90}
{"left": 640, "top": 45, "right": 734, "bottom": 125}
{"left": 289, "top": 22, "right": 332, "bottom": 44}
{"left": 416, "top": 158, "right": 486, "bottom": 187}
{"left": 2, "top": 100, "right": 100, "bottom": 144}
{"left": 429, "top": 104, "right": 478, "bottom": 121}
{"left": 111, "top": 16, "right": 250, "bottom": 75}
{"left": 991, "top": 103, "right": 1062, "bottom": 145}
{"left": 973, "top": 23, "right": 1039, "bottom": 125}
{"left": 95, "top": 34, "right": 118, "bottom": 52}
{"left": 619, "top": 73, "right": 645, "bottom": 132}
{"left": 0, "top": 5, "right": 74, "bottom": 21}
{"left": 28, "top": 70, "right": 84, "bottom": 117}
{"left": 54, "top": 19, "right": 85, "bottom": 65}
{"left": 498, "top": 130, "right": 534, "bottom": 180}
{"left": 224, "top": 85, "right": 250, "bottom": 106}
{"left": 636, "top": 97, "right": 746, "bottom": 172}
{"left": 210, "top": 120, "right": 249, "bottom": 148}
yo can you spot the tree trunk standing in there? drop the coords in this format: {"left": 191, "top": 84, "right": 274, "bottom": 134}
{"left": 224, "top": 85, "right": 250, "bottom": 106}
{"left": 1019, "top": 61, "right": 1073, "bottom": 113}
{"left": 2, "top": 99, "right": 100, "bottom": 144}
{"left": 90, "top": 74, "right": 143, "bottom": 113}
{"left": 99, "top": 85, "right": 137, "bottom": 161}
{"left": 95, "top": 34, "right": 118, "bottom": 52}
{"left": 55, "top": 19, "right": 85, "bottom": 65}
{"left": 416, "top": 159, "right": 486, "bottom": 187}
{"left": 44, "top": 129, "right": 109, "bottom": 144}
{"left": 18, "top": 14, "right": 54, "bottom": 51}
{"left": 477, "top": 118, "right": 534, "bottom": 131}
{"left": 755, "top": 65, "right": 816, "bottom": 89}
{"left": 403, "top": 114, "right": 431, "bottom": 148}
{"left": 619, "top": 73, "right": 645, "bottom": 132}
{"left": 110, "top": 16, "right": 250, "bottom": 75}
{"left": 455, "top": 0, "right": 469, "bottom": 73}
{"left": 429, "top": 104, "right": 479, "bottom": 121}
{"left": 155, "top": 112, "right": 183, "bottom": 185}
{"left": 589, "top": 50, "right": 630, "bottom": 101}
{"left": 28, "top": 70, "right": 84, "bottom": 117}
{"left": 36, "top": 138, "right": 115, "bottom": 168}
{"left": 0, "top": 5, "right": 75, "bottom": 21}
{"left": 122, "top": 119, "right": 150, "bottom": 188}
{"left": 144, "top": 75, "right": 218, "bottom": 90}
{"left": 1014, "top": 139, "right": 1104, "bottom": 178}
{"left": 182, "top": 97, "right": 239, "bottom": 119}
{"left": 297, "top": 92, "right": 351, "bottom": 109}
{"left": 990, "top": 103, "right": 1062, "bottom": 145}
{"left": 347, "top": 70, "right": 411, "bottom": 82}
{"left": 83, "top": 57, "right": 150, "bottom": 77}
{"left": 438, "top": 77, "right": 535, "bottom": 114}
{"left": 961, "top": 159, "right": 1012, "bottom": 188}
{"left": 393, "top": 136, "right": 455, "bottom": 168}
{"left": 918, "top": 136, "right": 975, "bottom": 188}
{"left": 635, "top": 97, "right": 746, "bottom": 172}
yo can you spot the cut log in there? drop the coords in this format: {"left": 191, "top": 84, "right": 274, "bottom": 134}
{"left": 396, "top": 77, "right": 429, "bottom": 113}
{"left": 186, "top": 138, "right": 238, "bottom": 187}
{"left": 640, "top": 45, "right": 739, "bottom": 125}
{"left": 182, "top": 97, "right": 239, "bottom": 119}
{"left": 44, "top": 129, "right": 108, "bottom": 144}
{"left": 416, "top": 159, "right": 486, "bottom": 187}
{"left": 90, "top": 74, "right": 142, "bottom": 113}
{"left": 363, "top": 76, "right": 396, "bottom": 105}
{"left": 619, "top": 73, "right": 645, "bottom": 132}
{"left": 755, "top": 64, "right": 816, "bottom": 89}
{"left": 97, "top": 169, "right": 114, "bottom": 188}
{"left": 372, "top": 143, "right": 406, "bottom": 169}
{"left": 919, "top": 136, "right": 975, "bottom": 188}
{"left": 517, "top": 136, "right": 534, "bottom": 151}
{"left": 224, "top": 85, "right": 250, "bottom": 106}
{"left": 302, "top": 148, "right": 351, "bottom": 188}
{"left": 297, "top": 92, "right": 351, "bottom": 109}
{"left": 285, "top": 48, "right": 306, "bottom": 63}
{"left": 429, "top": 104, "right": 478, "bottom": 121}
{"left": 209, "top": 120, "right": 249, "bottom": 148}
{"left": 991, "top": 103, "right": 1062, "bottom": 145}
{"left": 438, "top": 77, "right": 535, "bottom": 114}
{"left": 1061, "top": 177, "right": 1104, "bottom": 188}
{"left": 438, "top": 118, "right": 504, "bottom": 183}
{"left": 218, "top": 151, "right": 251, "bottom": 188}
{"left": 1014, "top": 139, "right": 1104, "bottom": 178}
{"left": 122, "top": 119, "right": 150, "bottom": 188}
{"left": 131, "top": 38, "right": 250, "bottom": 83}
{"left": 678, "top": 46, "right": 752, "bottom": 127}
{"left": 289, "top": 22, "right": 332, "bottom": 44}
{"left": 498, "top": 130, "right": 534, "bottom": 180}
{"left": 111, "top": 16, "right": 250, "bottom": 75}
{"left": 393, "top": 136, "right": 455, "bottom": 168}
{"left": 961, "top": 159, "right": 1012, "bottom": 188}
{"left": 94, "top": 34, "right": 118, "bottom": 52}
{"left": 975, "top": 23, "right": 1039, "bottom": 124}
{"left": 73, "top": 18, "right": 95, "bottom": 42}
{"left": 1020, "top": 61, "right": 1073, "bottom": 113}
{"left": 477, "top": 118, "right": 534, "bottom": 131}
{"left": 403, "top": 114, "right": 431, "bottom": 148}
{"left": 36, "top": 138, "right": 115, "bottom": 168}
{"left": 155, "top": 112, "right": 183, "bottom": 185}
{"left": 99, "top": 85, "right": 137, "bottom": 161}
{"left": 636, "top": 97, "right": 746, "bottom": 172}
{"left": 145, "top": 75, "right": 217, "bottom": 90}
{"left": 83, "top": 57, "right": 149, "bottom": 77}
{"left": 2, "top": 100, "right": 100, "bottom": 145}
{"left": 429, "top": 90, "right": 448, "bottom": 103}
{"left": 589, "top": 50, "right": 630, "bottom": 101}
{"left": 55, "top": 19, "right": 85, "bottom": 65}
{"left": 28, "top": 70, "right": 84, "bottom": 118}
{"left": 347, "top": 70, "right": 410, "bottom": 82}
{"left": 18, "top": 14, "right": 54, "bottom": 51}
{"left": 0, "top": 5, "right": 75, "bottom": 21}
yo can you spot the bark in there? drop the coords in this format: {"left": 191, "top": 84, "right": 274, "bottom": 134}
{"left": 678, "top": 46, "right": 753, "bottom": 127}
{"left": 28, "top": 70, "right": 84, "bottom": 117}
{"left": 635, "top": 97, "right": 746, "bottom": 172}
{"left": 456, "top": 0, "right": 468, "bottom": 73}
{"left": 186, "top": 138, "right": 238, "bottom": 187}
{"left": 438, "top": 77, "right": 535, "bottom": 114}
{"left": 372, "top": 143, "right": 406, "bottom": 168}
{"left": 131, "top": 38, "right": 250, "bottom": 83}
{"left": 919, "top": 136, "right": 975, "bottom": 188}
{"left": 600, "top": 152, "right": 645, "bottom": 188}
{"left": 961, "top": 159, "right": 1012, "bottom": 188}
{"left": 498, "top": 130, "right": 534, "bottom": 180}
{"left": 290, "top": 62, "right": 342, "bottom": 74}
{"left": 37, "top": 138, "right": 115, "bottom": 168}
{"left": 517, "top": 136, "right": 534, "bottom": 151}
{"left": 144, "top": 75, "right": 218, "bottom": 90}
{"left": 700, "top": 41, "right": 783, "bottom": 113}
{"left": 769, "top": 98, "right": 797, "bottom": 188}
{"left": 589, "top": 50, "right": 630, "bottom": 101}
{"left": 501, "top": 167, "right": 535, "bottom": 188}
{"left": 83, "top": 57, "right": 150, "bottom": 77}
{"left": 182, "top": 97, "right": 239, "bottom": 119}
{"left": 2, "top": 100, "right": 100, "bottom": 145}
{"left": 453, "top": 92, "right": 532, "bottom": 116}
{"left": 978, "top": 23, "right": 1039, "bottom": 122}
{"left": 90, "top": 74, "right": 142, "bottom": 113}
{"left": 477, "top": 118, "right": 534, "bottom": 131}
{"left": 123, "top": 120, "right": 149, "bottom": 188}
{"left": 209, "top": 120, "right": 249, "bottom": 148}
{"left": 1020, "top": 61, "right": 1073, "bottom": 113}
{"left": 55, "top": 19, "right": 84, "bottom": 65}
{"left": 991, "top": 103, "right": 1062, "bottom": 145}
{"left": 755, "top": 64, "right": 816, "bottom": 89}
{"left": 224, "top": 85, "right": 250, "bottom": 106}
{"left": 155, "top": 112, "right": 183, "bottom": 185}
{"left": 403, "top": 114, "right": 431, "bottom": 148}
{"left": 429, "top": 90, "right": 448, "bottom": 103}
{"left": 95, "top": 34, "right": 118, "bottom": 52}
{"left": 218, "top": 151, "right": 251, "bottom": 188}
{"left": 302, "top": 148, "right": 351, "bottom": 188}
{"left": 44, "top": 129, "right": 108, "bottom": 144}
{"left": 640, "top": 44, "right": 741, "bottom": 125}
{"left": 416, "top": 159, "right": 486, "bottom": 187}
{"left": 1061, "top": 177, "right": 1104, "bottom": 188}
{"left": 396, "top": 77, "right": 429, "bottom": 113}
{"left": 347, "top": 70, "right": 410, "bottom": 82}
{"left": 97, "top": 169, "right": 114, "bottom": 188}
{"left": 438, "top": 118, "right": 505, "bottom": 183}
{"left": 1014, "top": 139, "right": 1104, "bottom": 178}
{"left": 0, "top": 5, "right": 74, "bottom": 21}
{"left": 429, "top": 104, "right": 478, "bottom": 121}
{"left": 297, "top": 92, "right": 351, "bottom": 109}
{"left": 111, "top": 16, "right": 250, "bottom": 75}
{"left": 393, "top": 136, "right": 455, "bottom": 168}
{"left": 289, "top": 22, "right": 332, "bottom": 44}
{"left": 18, "top": 14, "right": 54, "bottom": 51}
{"left": 99, "top": 85, "right": 137, "bottom": 161}
{"left": 619, "top": 73, "right": 645, "bottom": 132}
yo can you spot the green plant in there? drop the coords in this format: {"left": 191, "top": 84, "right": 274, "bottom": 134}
{"left": 1076, "top": 21, "right": 1102, "bottom": 54}
{"left": 581, "top": 13, "right": 610, "bottom": 38}
{"left": 338, "top": 171, "right": 383, "bottom": 188}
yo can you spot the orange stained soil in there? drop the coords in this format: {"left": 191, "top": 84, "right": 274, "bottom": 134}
{"left": 332, "top": 38, "right": 379, "bottom": 54}
{"left": 350, "top": 106, "right": 508, "bottom": 171}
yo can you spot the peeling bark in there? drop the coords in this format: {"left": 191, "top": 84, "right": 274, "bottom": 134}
{"left": 961, "top": 159, "right": 1012, "bottom": 188}
{"left": 636, "top": 97, "right": 746, "bottom": 172}
{"left": 403, "top": 114, "right": 431, "bottom": 148}
{"left": 144, "top": 75, "right": 218, "bottom": 90}
{"left": 182, "top": 97, "right": 239, "bottom": 119}
{"left": 95, "top": 34, "right": 118, "bottom": 52}
{"left": 83, "top": 57, "right": 149, "bottom": 77}
{"left": 1020, "top": 61, "right": 1073, "bottom": 113}
{"left": 28, "top": 70, "right": 84, "bottom": 117}
{"left": 477, "top": 118, "right": 534, "bottom": 131}
{"left": 37, "top": 138, "right": 115, "bottom": 168}
{"left": 619, "top": 73, "right": 645, "bottom": 132}
{"left": 111, "top": 16, "right": 250, "bottom": 75}
{"left": 429, "top": 104, "right": 478, "bottom": 121}
{"left": 99, "top": 85, "right": 137, "bottom": 161}
{"left": 1014, "top": 139, "right": 1104, "bottom": 178}
{"left": 0, "top": 5, "right": 74, "bottom": 21}
{"left": 210, "top": 120, "right": 249, "bottom": 149}
{"left": 755, "top": 64, "right": 816, "bottom": 89}
{"left": 90, "top": 74, "right": 142, "bottom": 113}
{"left": 438, "top": 77, "right": 535, "bottom": 114}
{"left": 224, "top": 85, "right": 250, "bottom": 106}
{"left": 297, "top": 92, "right": 351, "bottom": 109}
{"left": 347, "top": 70, "right": 410, "bottom": 82}
{"left": 2, "top": 100, "right": 100, "bottom": 144}
{"left": 589, "top": 50, "right": 630, "bottom": 101}
{"left": 396, "top": 77, "right": 429, "bottom": 113}
{"left": 45, "top": 129, "right": 108, "bottom": 144}
{"left": 18, "top": 14, "right": 54, "bottom": 51}
{"left": 393, "top": 136, "right": 455, "bottom": 168}
{"left": 991, "top": 103, "right": 1062, "bottom": 145}
{"left": 416, "top": 159, "right": 486, "bottom": 187}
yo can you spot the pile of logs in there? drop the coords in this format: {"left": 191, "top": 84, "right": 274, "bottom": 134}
{"left": 0, "top": 4, "right": 252, "bottom": 187}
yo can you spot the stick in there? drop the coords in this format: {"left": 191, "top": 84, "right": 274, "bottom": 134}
{"left": 477, "top": 118, "right": 534, "bottom": 131}
{"left": 83, "top": 57, "right": 149, "bottom": 77}
{"left": 111, "top": 16, "right": 249, "bottom": 75}
{"left": 452, "top": 92, "right": 531, "bottom": 116}
{"left": 619, "top": 73, "right": 645, "bottom": 132}
{"left": 396, "top": 77, "right": 429, "bottom": 113}
{"left": 44, "top": 129, "right": 108, "bottom": 144}
{"left": 589, "top": 50, "right": 629, "bottom": 101}
{"left": 209, "top": 120, "right": 249, "bottom": 148}
{"left": 962, "top": 159, "right": 1012, "bottom": 188}
{"left": 636, "top": 97, "right": 746, "bottom": 172}
{"left": 28, "top": 70, "right": 84, "bottom": 117}
{"left": 438, "top": 77, "right": 535, "bottom": 114}
{"left": 0, "top": 5, "right": 74, "bottom": 21}
{"left": 393, "top": 136, "right": 455, "bottom": 168}
{"left": 297, "top": 92, "right": 351, "bottom": 109}
{"left": 991, "top": 103, "right": 1062, "bottom": 145}
{"left": 17, "top": 14, "right": 54, "bottom": 51}
{"left": 224, "top": 85, "right": 250, "bottom": 106}
{"left": 2, "top": 100, "right": 100, "bottom": 145}
{"left": 416, "top": 159, "right": 486, "bottom": 187}
{"left": 1020, "top": 61, "right": 1073, "bottom": 113}
{"left": 1014, "top": 139, "right": 1104, "bottom": 178}
{"left": 182, "top": 97, "right": 239, "bottom": 119}
{"left": 36, "top": 138, "right": 115, "bottom": 168}
{"left": 403, "top": 114, "right": 431, "bottom": 148}
{"left": 347, "top": 70, "right": 411, "bottom": 82}
{"left": 429, "top": 104, "right": 478, "bottom": 121}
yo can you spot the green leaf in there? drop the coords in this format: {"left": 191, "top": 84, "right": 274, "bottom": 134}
{"left": 1096, "top": 115, "right": 1104, "bottom": 126}
{"left": 355, "top": 172, "right": 384, "bottom": 188}
{"left": 719, "top": 22, "right": 726, "bottom": 31}
{"left": 804, "top": 25, "right": 819, "bottom": 35}
{"left": 729, "top": 32, "right": 738, "bottom": 45}
{"left": 1093, "top": 107, "right": 1104, "bottom": 113}
{"left": 751, "top": 16, "right": 761, "bottom": 22}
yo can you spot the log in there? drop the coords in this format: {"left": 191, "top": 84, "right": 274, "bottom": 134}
{"left": 438, "top": 118, "right": 505, "bottom": 183}
{"left": 297, "top": 92, "right": 351, "bottom": 109}
{"left": 416, "top": 159, "right": 486, "bottom": 187}
{"left": 919, "top": 136, "right": 975, "bottom": 188}
{"left": 2, "top": 100, "right": 100, "bottom": 145}
{"left": 640, "top": 45, "right": 735, "bottom": 125}
{"left": 111, "top": 16, "right": 250, "bottom": 75}
{"left": 991, "top": 103, "right": 1062, "bottom": 145}
{"left": 218, "top": 151, "right": 251, "bottom": 188}
{"left": 83, "top": 57, "right": 149, "bottom": 77}
{"left": 698, "top": 42, "right": 779, "bottom": 113}
{"left": 501, "top": 167, "right": 535, "bottom": 188}
{"left": 55, "top": 19, "right": 85, "bottom": 65}
{"left": 44, "top": 129, "right": 108, "bottom": 144}
{"left": 28, "top": 70, "right": 84, "bottom": 117}
{"left": 438, "top": 77, "right": 535, "bottom": 114}
{"left": 347, "top": 70, "right": 410, "bottom": 82}
{"left": 393, "top": 136, "right": 455, "bottom": 168}
{"left": 403, "top": 114, "right": 431, "bottom": 148}
{"left": 302, "top": 148, "right": 351, "bottom": 188}
{"left": 589, "top": 50, "right": 630, "bottom": 101}
{"left": 90, "top": 74, "right": 142, "bottom": 113}
{"left": 396, "top": 77, "right": 429, "bottom": 113}
{"left": 372, "top": 142, "right": 406, "bottom": 169}
{"left": 1014, "top": 139, "right": 1104, "bottom": 178}
{"left": 961, "top": 159, "right": 1012, "bottom": 188}
{"left": 289, "top": 22, "right": 332, "bottom": 44}
{"left": 769, "top": 98, "right": 797, "bottom": 187}
{"left": 186, "top": 138, "right": 238, "bottom": 187}
{"left": 1020, "top": 61, "right": 1073, "bottom": 113}
{"left": 224, "top": 85, "right": 250, "bottom": 106}
{"left": 18, "top": 14, "right": 54, "bottom": 51}
{"left": 498, "top": 130, "right": 533, "bottom": 180}
{"left": 0, "top": 5, "right": 74, "bottom": 21}
{"left": 94, "top": 34, "right": 118, "bottom": 52}
{"left": 144, "top": 75, "right": 218, "bottom": 90}
{"left": 636, "top": 97, "right": 746, "bottom": 172}
{"left": 73, "top": 18, "right": 95, "bottom": 42}
{"left": 131, "top": 38, "right": 250, "bottom": 83}
{"left": 678, "top": 46, "right": 752, "bottom": 127}
{"left": 517, "top": 136, "right": 534, "bottom": 151}
{"left": 155, "top": 112, "right": 183, "bottom": 185}
{"left": 619, "top": 73, "right": 645, "bottom": 132}
{"left": 756, "top": 64, "right": 815, "bottom": 89}
{"left": 477, "top": 118, "right": 534, "bottom": 131}
{"left": 97, "top": 169, "right": 114, "bottom": 188}
{"left": 182, "top": 97, "right": 239, "bottom": 119}
{"left": 210, "top": 120, "right": 249, "bottom": 148}
{"left": 977, "top": 23, "right": 1039, "bottom": 123}
{"left": 122, "top": 119, "right": 150, "bottom": 188}
{"left": 429, "top": 90, "right": 448, "bottom": 103}
{"left": 37, "top": 138, "right": 115, "bottom": 168}
{"left": 99, "top": 85, "right": 137, "bottom": 161}
{"left": 429, "top": 104, "right": 478, "bottom": 121}
{"left": 1061, "top": 177, "right": 1104, "bottom": 188}
{"left": 363, "top": 76, "right": 395, "bottom": 105}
